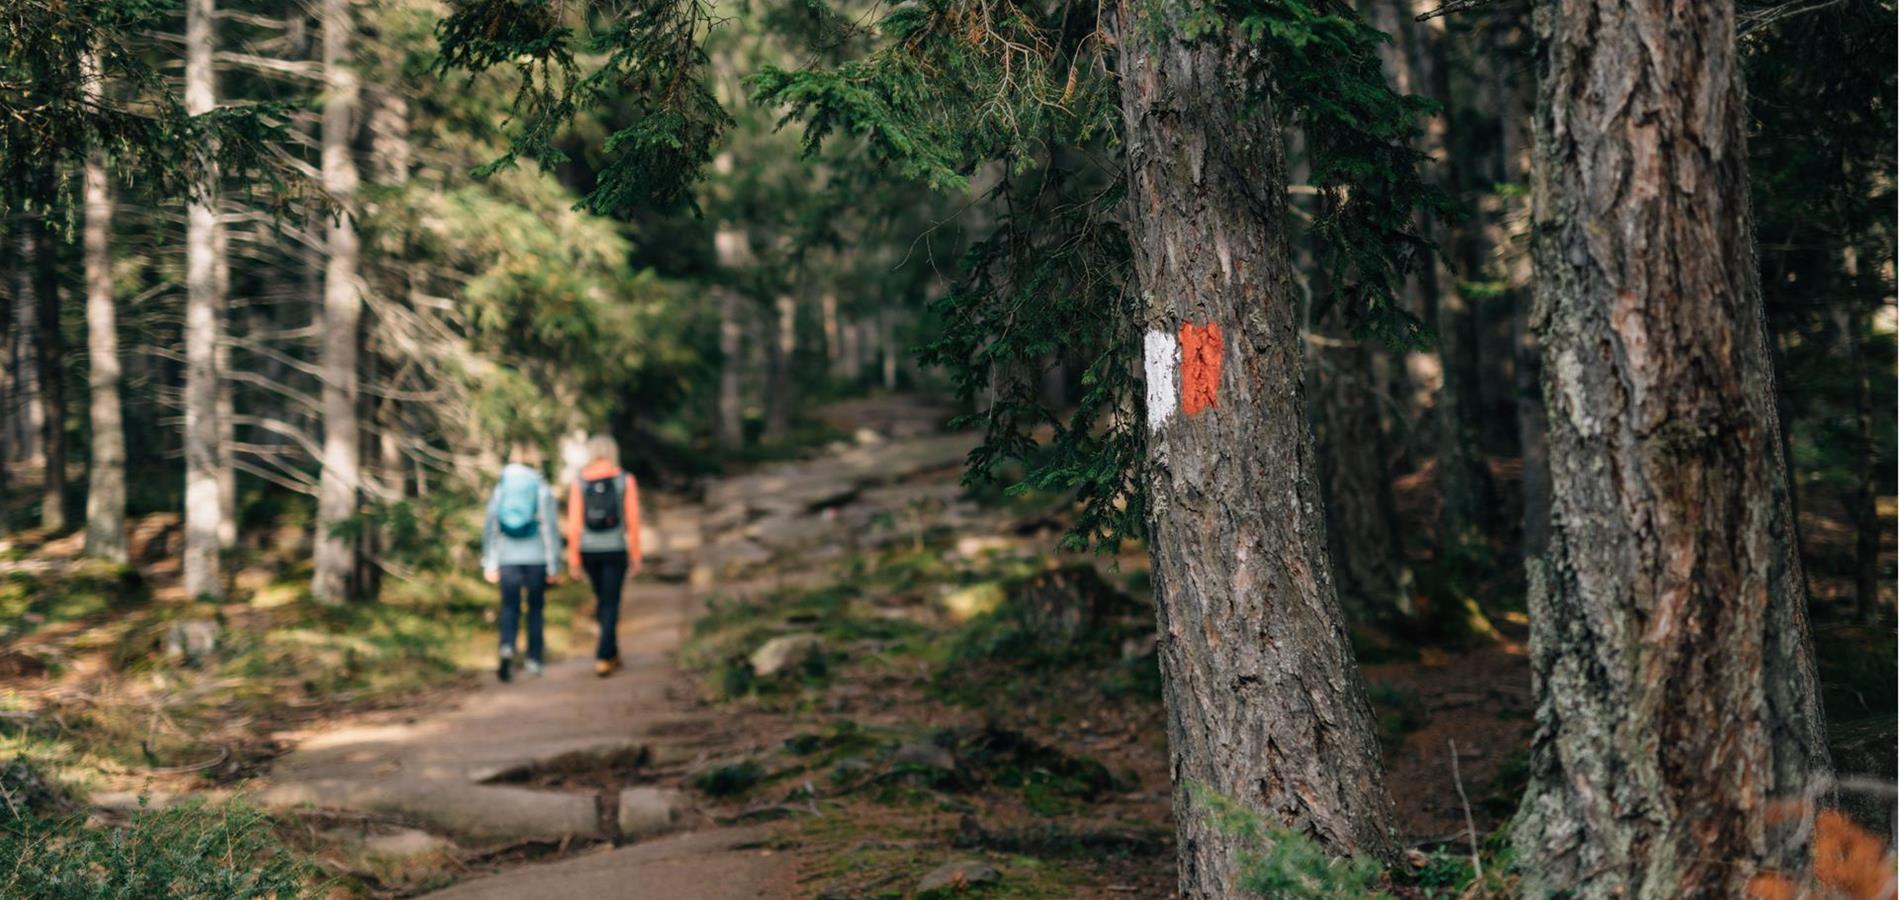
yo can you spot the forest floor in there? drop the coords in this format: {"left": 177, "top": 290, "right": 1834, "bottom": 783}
{"left": 2, "top": 394, "right": 1893, "bottom": 899}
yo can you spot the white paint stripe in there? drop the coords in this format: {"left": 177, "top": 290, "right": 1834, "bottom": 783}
{"left": 1144, "top": 329, "right": 1178, "bottom": 432}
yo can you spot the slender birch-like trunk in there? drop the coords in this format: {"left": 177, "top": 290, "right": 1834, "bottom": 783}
{"left": 312, "top": 0, "right": 363, "bottom": 604}
{"left": 714, "top": 226, "right": 748, "bottom": 451}
{"left": 82, "top": 49, "right": 127, "bottom": 561}
{"left": 31, "top": 176, "right": 65, "bottom": 534}
{"left": 182, "top": 0, "right": 224, "bottom": 598}
{"left": 762, "top": 293, "right": 795, "bottom": 442}
{"left": 214, "top": 216, "right": 236, "bottom": 548}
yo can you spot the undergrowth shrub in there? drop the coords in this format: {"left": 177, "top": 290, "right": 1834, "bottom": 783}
{"left": 1196, "top": 784, "right": 1389, "bottom": 899}
{"left": 0, "top": 797, "right": 313, "bottom": 898}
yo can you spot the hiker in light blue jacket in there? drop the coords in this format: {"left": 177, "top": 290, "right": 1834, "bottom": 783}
{"left": 481, "top": 443, "right": 562, "bottom": 682}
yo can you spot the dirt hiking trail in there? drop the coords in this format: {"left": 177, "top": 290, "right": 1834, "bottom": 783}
{"left": 263, "top": 580, "right": 795, "bottom": 898}
{"left": 256, "top": 398, "right": 979, "bottom": 898}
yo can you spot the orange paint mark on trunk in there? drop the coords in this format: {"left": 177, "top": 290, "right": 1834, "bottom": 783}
{"left": 1178, "top": 321, "right": 1224, "bottom": 416}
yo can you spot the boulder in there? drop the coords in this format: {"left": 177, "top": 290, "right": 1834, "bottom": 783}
{"left": 940, "top": 583, "right": 1005, "bottom": 623}
{"left": 917, "top": 859, "right": 1002, "bottom": 895}
{"left": 163, "top": 618, "right": 221, "bottom": 666}
{"left": 749, "top": 633, "right": 825, "bottom": 678}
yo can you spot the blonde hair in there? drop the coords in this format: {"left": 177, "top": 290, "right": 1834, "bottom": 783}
{"left": 586, "top": 433, "right": 620, "bottom": 466}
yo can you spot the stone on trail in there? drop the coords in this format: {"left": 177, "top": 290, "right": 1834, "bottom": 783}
{"left": 617, "top": 786, "right": 684, "bottom": 837}
{"left": 891, "top": 741, "right": 957, "bottom": 776}
{"left": 917, "top": 859, "right": 1003, "bottom": 895}
{"left": 363, "top": 827, "right": 457, "bottom": 860}
{"left": 748, "top": 633, "right": 824, "bottom": 678}
{"left": 939, "top": 582, "right": 1006, "bottom": 623}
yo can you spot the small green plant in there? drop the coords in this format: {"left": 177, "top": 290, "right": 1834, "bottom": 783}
{"left": 0, "top": 797, "right": 313, "bottom": 898}
{"left": 691, "top": 761, "right": 765, "bottom": 797}
{"left": 1195, "top": 784, "right": 1389, "bottom": 899}
{"left": 1414, "top": 848, "right": 1477, "bottom": 895}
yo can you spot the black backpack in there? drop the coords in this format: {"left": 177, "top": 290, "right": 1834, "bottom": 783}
{"left": 581, "top": 474, "right": 623, "bottom": 531}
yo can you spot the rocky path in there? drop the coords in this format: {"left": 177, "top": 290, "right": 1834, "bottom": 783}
{"left": 260, "top": 583, "right": 705, "bottom": 844}
{"left": 259, "top": 572, "right": 796, "bottom": 899}
{"left": 257, "top": 398, "right": 978, "bottom": 899}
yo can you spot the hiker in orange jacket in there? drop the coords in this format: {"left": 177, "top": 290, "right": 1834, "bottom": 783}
{"left": 564, "top": 434, "right": 642, "bottom": 677}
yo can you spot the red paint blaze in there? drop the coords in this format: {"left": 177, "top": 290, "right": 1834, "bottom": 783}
{"left": 1178, "top": 321, "right": 1223, "bottom": 416}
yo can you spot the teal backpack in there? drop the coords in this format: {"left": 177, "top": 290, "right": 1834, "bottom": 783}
{"left": 495, "top": 467, "right": 543, "bottom": 539}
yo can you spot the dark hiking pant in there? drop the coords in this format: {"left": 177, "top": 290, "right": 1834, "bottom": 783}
{"left": 498, "top": 564, "right": 546, "bottom": 663}
{"left": 581, "top": 551, "right": 628, "bottom": 661}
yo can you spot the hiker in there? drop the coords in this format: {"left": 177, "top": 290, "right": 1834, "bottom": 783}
{"left": 481, "top": 443, "right": 562, "bottom": 682}
{"left": 564, "top": 434, "right": 642, "bottom": 677}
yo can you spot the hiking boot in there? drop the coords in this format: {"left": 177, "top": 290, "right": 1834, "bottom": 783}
{"left": 595, "top": 657, "right": 620, "bottom": 678}
{"left": 525, "top": 659, "right": 545, "bottom": 678}
{"left": 497, "top": 656, "right": 513, "bottom": 683}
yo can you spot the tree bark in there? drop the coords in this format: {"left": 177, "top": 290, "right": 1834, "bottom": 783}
{"left": 313, "top": 0, "right": 362, "bottom": 605}
{"left": 82, "top": 49, "right": 127, "bottom": 561}
{"left": 31, "top": 175, "right": 65, "bottom": 534}
{"left": 1117, "top": 4, "right": 1397, "bottom": 891}
{"left": 183, "top": 0, "right": 224, "bottom": 599}
{"left": 713, "top": 229, "right": 748, "bottom": 451}
{"left": 1513, "top": 2, "right": 1832, "bottom": 894}
{"left": 762, "top": 293, "right": 794, "bottom": 442}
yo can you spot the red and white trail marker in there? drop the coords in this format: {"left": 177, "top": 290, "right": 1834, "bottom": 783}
{"left": 1145, "top": 322, "right": 1224, "bottom": 431}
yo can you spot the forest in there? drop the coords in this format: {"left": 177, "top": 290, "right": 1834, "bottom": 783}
{"left": 0, "top": 0, "right": 1895, "bottom": 897}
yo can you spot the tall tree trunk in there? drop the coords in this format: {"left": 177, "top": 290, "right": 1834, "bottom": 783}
{"left": 214, "top": 210, "right": 239, "bottom": 546}
{"left": 313, "top": 0, "right": 362, "bottom": 605}
{"left": 1844, "top": 299, "right": 1880, "bottom": 623}
{"left": 367, "top": 86, "right": 413, "bottom": 600}
{"left": 839, "top": 318, "right": 862, "bottom": 382}
{"left": 859, "top": 316, "right": 879, "bottom": 382}
{"left": 1495, "top": 16, "right": 1548, "bottom": 560}
{"left": 1039, "top": 355, "right": 1067, "bottom": 409}
{"left": 1513, "top": 2, "right": 1832, "bottom": 894}
{"left": 879, "top": 308, "right": 898, "bottom": 391}
{"left": 1117, "top": 4, "right": 1396, "bottom": 891}
{"left": 820, "top": 290, "right": 840, "bottom": 377}
{"left": 0, "top": 217, "right": 11, "bottom": 524}
{"left": 82, "top": 49, "right": 127, "bottom": 561}
{"left": 214, "top": 216, "right": 236, "bottom": 547}
{"left": 1409, "top": 11, "right": 1494, "bottom": 548}
{"left": 31, "top": 175, "right": 64, "bottom": 533}
{"left": 714, "top": 227, "right": 748, "bottom": 451}
{"left": 1303, "top": 166, "right": 1413, "bottom": 621}
{"left": 11, "top": 227, "right": 43, "bottom": 469}
{"left": 1314, "top": 317, "right": 1413, "bottom": 620}
{"left": 762, "top": 293, "right": 794, "bottom": 442}
{"left": 1512, "top": 289, "right": 1549, "bottom": 557}
{"left": 182, "top": 0, "right": 223, "bottom": 599}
